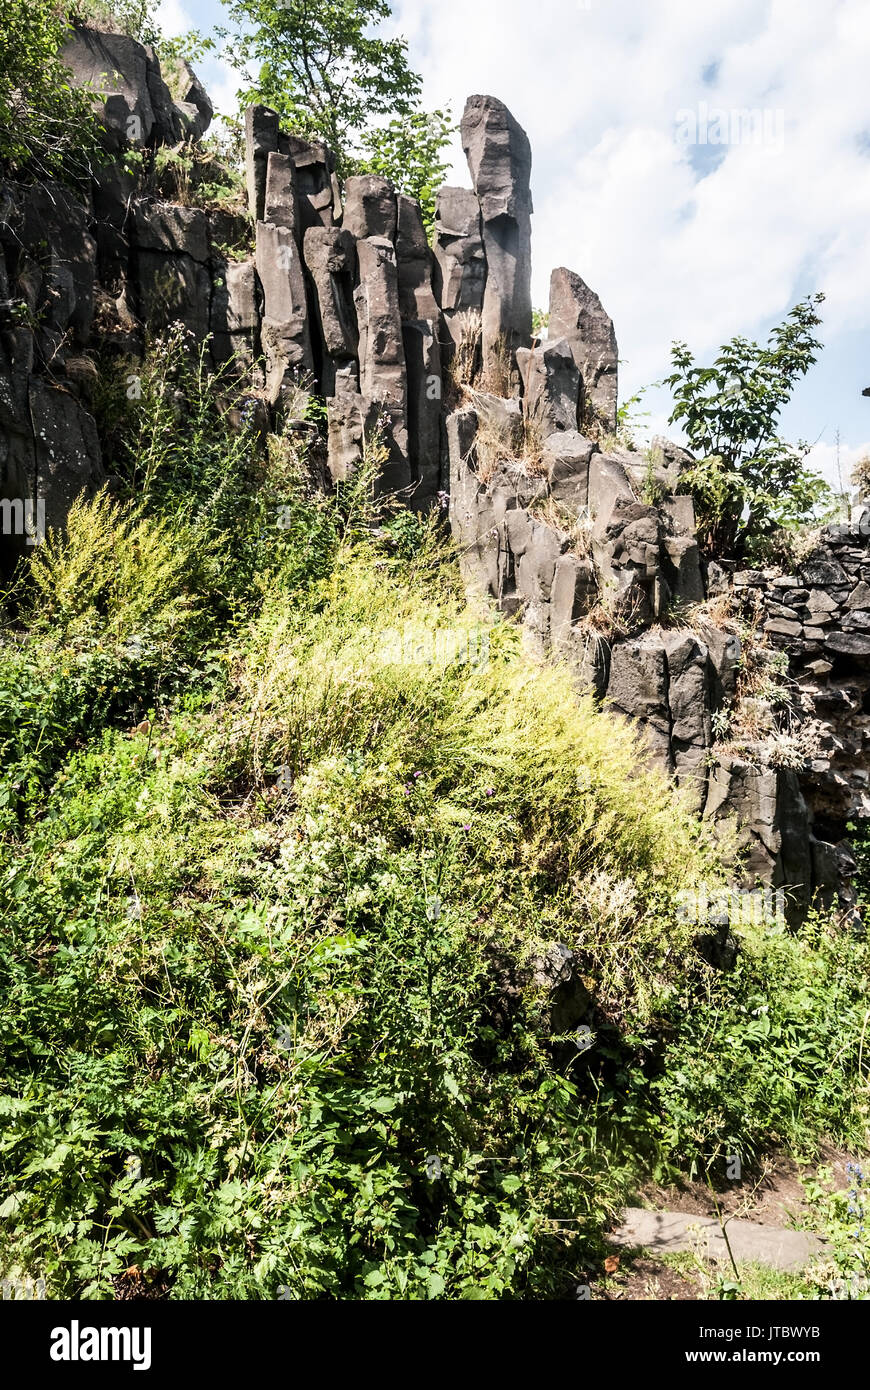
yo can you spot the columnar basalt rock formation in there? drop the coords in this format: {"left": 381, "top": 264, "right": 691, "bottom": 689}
{"left": 549, "top": 267, "right": 619, "bottom": 434}
{"left": 460, "top": 95, "right": 533, "bottom": 378}
{"left": 1, "top": 28, "right": 866, "bottom": 924}
{"left": 432, "top": 186, "right": 486, "bottom": 354}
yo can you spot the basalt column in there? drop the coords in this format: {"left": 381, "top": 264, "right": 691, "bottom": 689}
{"left": 460, "top": 95, "right": 533, "bottom": 380}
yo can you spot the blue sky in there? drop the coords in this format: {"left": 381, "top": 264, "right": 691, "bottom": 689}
{"left": 159, "top": 0, "right": 870, "bottom": 488}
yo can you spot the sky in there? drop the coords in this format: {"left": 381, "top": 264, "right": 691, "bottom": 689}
{"left": 158, "top": 0, "right": 870, "bottom": 490}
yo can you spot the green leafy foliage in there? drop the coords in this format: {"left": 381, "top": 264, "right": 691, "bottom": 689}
{"left": 217, "top": 0, "right": 452, "bottom": 210}
{"left": 361, "top": 108, "right": 454, "bottom": 236}
{"left": 665, "top": 295, "right": 832, "bottom": 558}
{"left": 69, "top": 0, "right": 157, "bottom": 40}
{"left": 0, "top": 0, "right": 102, "bottom": 178}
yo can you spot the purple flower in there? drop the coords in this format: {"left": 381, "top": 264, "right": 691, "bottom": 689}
{"left": 414, "top": 771, "right": 423, "bottom": 779}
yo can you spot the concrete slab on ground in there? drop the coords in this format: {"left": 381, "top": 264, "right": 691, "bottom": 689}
{"left": 609, "top": 1207, "right": 825, "bottom": 1272}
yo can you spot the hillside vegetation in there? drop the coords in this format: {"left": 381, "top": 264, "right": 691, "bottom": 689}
{"left": 0, "top": 339, "right": 867, "bottom": 1298}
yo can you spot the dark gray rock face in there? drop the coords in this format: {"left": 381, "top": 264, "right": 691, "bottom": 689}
{"left": 135, "top": 248, "right": 211, "bottom": 340}
{"left": 256, "top": 222, "right": 314, "bottom": 404}
{"left": 403, "top": 319, "right": 442, "bottom": 505}
{"left": 170, "top": 58, "right": 214, "bottom": 141}
{"left": 62, "top": 27, "right": 170, "bottom": 147}
{"left": 607, "top": 633, "right": 671, "bottom": 765}
{"left": 210, "top": 260, "right": 260, "bottom": 366}
{"left": 516, "top": 338, "right": 580, "bottom": 435}
{"left": 396, "top": 196, "right": 439, "bottom": 324}
{"left": 461, "top": 95, "right": 533, "bottom": 374}
{"left": 432, "top": 186, "right": 486, "bottom": 352}
{"left": 549, "top": 267, "right": 618, "bottom": 434}
{"left": 29, "top": 379, "right": 104, "bottom": 534}
{"left": 352, "top": 237, "right": 409, "bottom": 490}
{"left": 343, "top": 176, "right": 397, "bottom": 242}
{"left": 544, "top": 432, "right": 595, "bottom": 507}
{"left": 133, "top": 202, "right": 210, "bottom": 262}
{"left": 286, "top": 135, "right": 340, "bottom": 232}
{"left": 704, "top": 758, "right": 814, "bottom": 919}
{"left": 10, "top": 44, "right": 866, "bottom": 924}
{"left": 302, "top": 227, "right": 358, "bottom": 392}
{"left": 245, "top": 106, "right": 281, "bottom": 223}
{"left": 264, "top": 152, "right": 298, "bottom": 235}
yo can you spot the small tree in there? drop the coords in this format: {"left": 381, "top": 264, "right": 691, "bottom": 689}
{"left": 361, "top": 107, "right": 453, "bottom": 236}
{"left": 664, "top": 294, "right": 832, "bottom": 558}
{"left": 218, "top": 0, "right": 451, "bottom": 221}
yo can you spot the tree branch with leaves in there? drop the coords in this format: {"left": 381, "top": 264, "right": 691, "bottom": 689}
{"left": 217, "top": 0, "right": 453, "bottom": 231}
{"left": 665, "top": 294, "right": 832, "bottom": 559}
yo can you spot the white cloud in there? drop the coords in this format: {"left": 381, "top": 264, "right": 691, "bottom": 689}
{"left": 155, "top": 0, "right": 193, "bottom": 40}
{"left": 806, "top": 438, "right": 870, "bottom": 492}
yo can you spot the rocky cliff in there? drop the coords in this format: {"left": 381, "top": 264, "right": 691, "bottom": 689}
{"left": 1, "top": 26, "right": 866, "bottom": 924}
